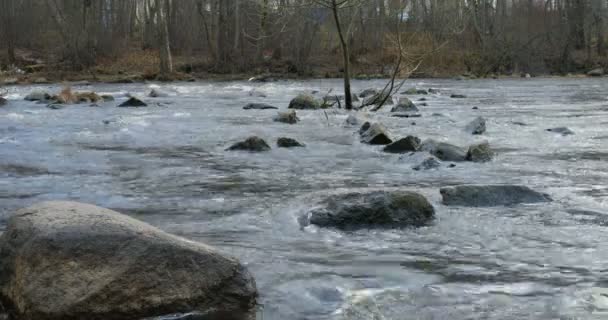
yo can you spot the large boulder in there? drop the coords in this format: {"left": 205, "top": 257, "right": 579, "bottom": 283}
{"left": 360, "top": 123, "right": 393, "bottom": 145}
{"left": 0, "top": 201, "right": 257, "bottom": 320}
{"left": 226, "top": 136, "right": 271, "bottom": 152}
{"left": 466, "top": 116, "right": 487, "bottom": 135}
{"left": 277, "top": 137, "right": 305, "bottom": 148}
{"left": 243, "top": 103, "right": 278, "bottom": 110}
{"left": 440, "top": 185, "right": 552, "bottom": 207}
{"left": 390, "top": 98, "right": 419, "bottom": 113}
{"left": 383, "top": 136, "right": 421, "bottom": 153}
{"left": 118, "top": 97, "right": 147, "bottom": 107}
{"left": 303, "top": 191, "right": 435, "bottom": 230}
{"left": 420, "top": 139, "right": 467, "bottom": 162}
{"left": 24, "top": 91, "right": 50, "bottom": 102}
{"left": 273, "top": 110, "right": 299, "bottom": 124}
{"left": 466, "top": 142, "right": 494, "bottom": 162}
{"left": 288, "top": 94, "right": 320, "bottom": 110}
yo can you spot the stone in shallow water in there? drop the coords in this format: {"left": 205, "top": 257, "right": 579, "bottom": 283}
{"left": 420, "top": 139, "right": 467, "bottom": 162}
{"left": 466, "top": 116, "right": 486, "bottom": 135}
{"left": 277, "top": 137, "right": 305, "bottom": 148}
{"left": 546, "top": 127, "right": 574, "bottom": 136}
{"left": 118, "top": 97, "right": 147, "bottom": 107}
{"left": 303, "top": 191, "right": 435, "bottom": 230}
{"left": 440, "top": 185, "right": 552, "bottom": 207}
{"left": 243, "top": 103, "right": 277, "bottom": 110}
{"left": 0, "top": 201, "right": 257, "bottom": 320}
{"left": 412, "top": 156, "right": 442, "bottom": 171}
{"left": 273, "top": 110, "right": 299, "bottom": 124}
{"left": 288, "top": 94, "right": 320, "bottom": 109}
{"left": 360, "top": 123, "right": 392, "bottom": 145}
{"left": 226, "top": 136, "right": 271, "bottom": 152}
{"left": 383, "top": 136, "right": 421, "bottom": 153}
{"left": 466, "top": 142, "right": 494, "bottom": 162}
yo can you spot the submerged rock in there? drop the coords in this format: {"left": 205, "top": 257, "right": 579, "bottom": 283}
{"left": 227, "top": 136, "right": 271, "bottom": 152}
{"left": 0, "top": 201, "right": 257, "bottom": 320}
{"left": 546, "top": 127, "right": 574, "bottom": 136}
{"left": 288, "top": 94, "right": 320, "bottom": 110}
{"left": 466, "top": 116, "right": 487, "bottom": 135}
{"left": 420, "top": 139, "right": 467, "bottom": 162}
{"left": 277, "top": 137, "right": 305, "bottom": 148}
{"left": 360, "top": 123, "right": 392, "bottom": 145}
{"left": 413, "top": 156, "right": 442, "bottom": 171}
{"left": 149, "top": 88, "right": 170, "bottom": 98}
{"left": 391, "top": 113, "right": 422, "bottom": 118}
{"left": 450, "top": 94, "right": 467, "bottom": 98}
{"left": 304, "top": 191, "right": 435, "bottom": 230}
{"left": 118, "top": 97, "right": 147, "bottom": 107}
{"left": 243, "top": 103, "right": 278, "bottom": 110}
{"left": 383, "top": 136, "right": 421, "bottom": 153}
{"left": 0, "top": 97, "right": 6, "bottom": 106}
{"left": 100, "top": 94, "right": 115, "bottom": 101}
{"left": 76, "top": 92, "right": 103, "bottom": 103}
{"left": 428, "top": 88, "right": 439, "bottom": 94}
{"left": 344, "top": 114, "right": 360, "bottom": 126}
{"left": 358, "top": 122, "right": 371, "bottom": 135}
{"left": 466, "top": 142, "right": 494, "bottom": 162}
{"left": 440, "top": 185, "right": 552, "bottom": 207}
{"left": 24, "top": 91, "right": 50, "bottom": 102}
{"left": 46, "top": 104, "right": 67, "bottom": 110}
{"left": 402, "top": 88, "right": 428, "bottom": 95}
{"left": 273, "top": 110, "right": 300, "bottom": 124}
{"left": 390, "top": 98, "right": 418, "bottom": 113}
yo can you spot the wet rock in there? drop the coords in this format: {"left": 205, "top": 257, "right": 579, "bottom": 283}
{"left": 466, "top": 142, "right": 494, "bottom": 162}
{"left": 344, "top": 114, "right": 360, "bottom": 126}
{"left": 288, "top": 94, "right": 320, "bottom": 110}
{"left": 472, "top": 106, "right": 479, "bottom": 110}
{"left": 0, "top": 201, "right": 258, "bottom": 320}
{"left": 76, "top": 92, "right": 103, "bottom": 103}
{"left": 383, "top": 136, "right": 421, "bottom": 153}
{"left": 360, "top": 123, "right": 392, "bottom": 145}
{"left": 0, "top": 97, "right": 6, "bottom": 106}
{"left": 450, "top": 94, "right": 467, "bottom": 98}
{"left": 277, "top": 137, "right": 305, "bottom": 148}
{"left": 402, "top": 88, "right": 428, "bottom": 95}
{"left": 546, "top": 127, "right": 574, "bottom": 136}
{"left": 428, "top": 88, "right": 439, "bottom": 94}
{"left": 420, "top": 139, "right": 467, "bottom": 162}
{"left": 466, "top": 116, "right": 487, "bottom": 135}
{"left": 118, "top": 97, "right": 147, "bottom": 107}
{"left": 243, "top": 103, "right": 278, "bottom": 110}
{"left": 418, "top": 97, "right": 427, "bottom": 101}
{"left": 391, "top": 113, "right": 422, "bottom": 118}
{"left": 419, "top": 102, "right": 428, "bottom": 107}
{"left": 587, "top": 68, "right": 604, "bottom": 77}
{"left": 24, "top": 90, "right": 50, "bottom": 101}
{"left": 358, "top": 88, "right": 379, "bottom": 98}
{"left": 358, "top": 122, "right": 371, "bottom": 134}
{"left": 46, "top": 104, "right": 67, "bottom": 110}
{"left": 273, "top": 110, "right": 300, "bottom": 124}
{"left": 391, "top": 98, "right": 418, "bottom": 113}
{"left": 149, "top": 88, "right": 170, "bottom": 98}
{"left": 362, "top": 92, "right": 393, "bottom": 107}
{"left": 413, "top": 156, "right": 442, "bottom": 171}
{"left": 226, "top": 136, "right": 271, "bottom": 152}
{"left": 440, "top": 185, "right": 552, "bottom": 207}
{"left": 248, "top": 89, "right": 267, "bottom": 98}
{"left": 100, "top": 95, "right": 115, "bottom": 101}
{"left": 304, "top": 191, "right": 435, "bottom": 230}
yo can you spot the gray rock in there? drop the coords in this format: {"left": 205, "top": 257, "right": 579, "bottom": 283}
{"left": 401, "top": 88, "right": 428, "bottom": 95}
{"left": 418, "top": 97, "right": 427, "bottom": 101}
{"left": 304, "top": 191, "right": 435, "bottom": 230}
{"left": 148, "top": 88, "right": 170, "bottom": 98}
{"left": 118, "top": 97, "right": 147, "bottom": 107}
{"left": 413, "top": 156, "right": 442, "bottom": 171}
{"left": 288, "top": 94, "right": 320, "bottom": 110}
{"left": 0, "top": 97, "right": 6, "bottom": 106}
{"left": 273, "top": 110, "right": 299, "bottom": 124}
{"left": 359, "top": 122, "right": 371, "bottom": 135}
{"left": 243, "top": 103, "right": 278, "bottom": 110}
{"left": 546, "top": 127, "right": 574, "bottom": 136}
{"left": 358, "top": 88, "right": 379, "bottom": 98}
{"left": 428, "top": 88, "right": 439, "bottom": 94}
{"left": 344, "top": 114, "right": 360, "bottom": 126}
{"left": 420, "top": 139, "right": 467, "bottom": 162}
{"left": 383, "top": 136, "right": 421, "bottom": 153}
{"left": 466, "top": 116, "right": 487, "bottom": 135}
{"left": 466, "top": 142, "right": 494, "bottom": 162}
{"left": 390, "top": 98, "right": 418, "bottom": 113}
{"left": 587, "top": 68, "right": 604, "bottom": 77}
{"left": 227, "top": 136, "right": 271, "bottom": 152}
{"left": 391, "top": 113, "right": 421, "bottom": 118}
{"left": 248, "top": 89, "right": 267, "bottom": 98}
{"left": 0, "top": 201, "right": 257, "bottom": 320}
{"left": 24, "top": 91, "right": 50, "bottom": 102}
{"left": 360, "top": 123, "right": 393, "bottom": 145}
{"left": 450, "top": 94, "right": 467, "bottom": 98}
{"left": 100, "top": 95, "right": 115, "bottom": 101}
{"left": 46, "top": 104, "right": 67, "bottom": 110}
{"left": 440, "top": 185, "right": 552, "bottom": 207}
{"left": 277, "top": 137, "right": 305, "bottom": 148}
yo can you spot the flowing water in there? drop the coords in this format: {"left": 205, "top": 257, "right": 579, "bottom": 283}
{"left": 1, "top": 78, "right": 608, "bottom": 319}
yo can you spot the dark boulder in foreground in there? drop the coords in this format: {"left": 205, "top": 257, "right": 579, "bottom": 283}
{"left": 383, "top": 136, "right": 421, "bottom": 153}
{"left": 440, "top": 185, "right": 552, "bottom": 207}
{"left": 288, "top": 94, "right": 320, "bottom": 110}
{"left": 420, "top": 139, "right": 467, "bottom": 162}
{"left": 466, "top": 142, "right": 494, "bottom": 162}
{"left": 243, "top": 103, "right": 278, "bottom": 110}
{"left": 546, "top": 127, "right": 574, "bottom": 136}
{"left": 273, "top": 110, "right": 299, "bottom": 124}
{"left": 118, "top": 97, "right": 147, "bottom": 107}
{"left": 303, "top": 191, "right": 435, "bottom": 230}
{"left": 277, "top": 137, "right": 305, "bottom": 148}
{"left": 0, "top": 201, "right": 257, "bottom": 320}
{"left": 0, "top": 97, "right": 6, "bottom": 106}
{"left": 466, "top": 116, "right": 486, "bottom": 135}
{"left": 360, "top": 123, "right": 393, "bottom": 145}
{"left": 227, "top": 136, "right": 271, "bottom": 152}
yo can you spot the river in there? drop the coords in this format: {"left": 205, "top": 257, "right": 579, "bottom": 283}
{"left": 1, "top": 77, "right": 608, "bottom": 319}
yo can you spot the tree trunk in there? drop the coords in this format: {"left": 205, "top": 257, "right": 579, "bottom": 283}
{"left": 159, "top": 0, "right": 173, "bottom": 78}
{"left": 331, "top": 0, "right": 353, "bottom": 110}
